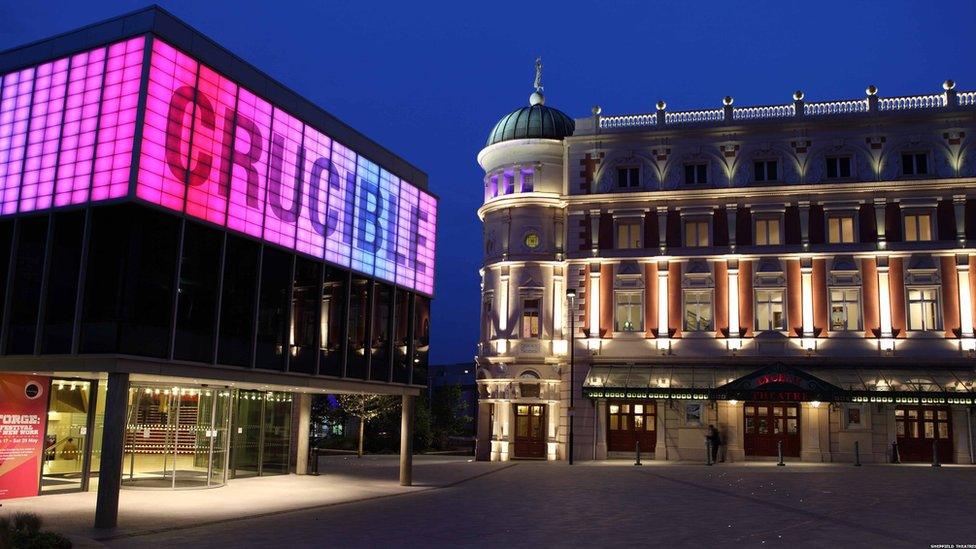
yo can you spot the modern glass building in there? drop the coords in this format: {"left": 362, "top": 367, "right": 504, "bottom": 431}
{"left": 0, "top": 6, "right": 436, "bottom": 527}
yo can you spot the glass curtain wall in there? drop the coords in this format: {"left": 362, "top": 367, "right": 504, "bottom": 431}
{"left": 392, "top": 289, "right": 411, "bottom": 384}
{"left": 346, "top": 277, "right": 371, "bottom": 379}
{"left": 412, "top": 296, "right": 431, "bottom": 385}
{"left": 290, "top": 258, "right": 321, "bottom": 374}
{"left": 0, "top": 206, "right": 429, "bottom": 388}
{"left": 319, "top": 267, "right": 347, "bottom": 377}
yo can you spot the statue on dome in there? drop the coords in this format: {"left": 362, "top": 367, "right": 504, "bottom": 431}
{"left": 534, "top": 57, "right": 544, "bottom": 93}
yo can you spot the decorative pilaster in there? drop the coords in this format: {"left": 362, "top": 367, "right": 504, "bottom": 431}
{"left": 588, "top": 262, "right": 601, "bottom": 338}
{"left": 656, "top": 206, "right": 668, "bottom": 254}
{"left": 589, "top": 209, "right": 600, "bottom": 255}
{"left": 957, "top": 254, "right": 974, "bottom": 338}
{"left": 874, "top": 198, "right": 887, "bottom": 249}
{"left": 801, "top": 257, "right": 814, "bottom": 338}
{"left": 657, "top": 260, "right": 669, "bottom": 338}
{"left": 728, "top": 259, "right": 740, "bottom": 337}
{"left": 953, "top": 194, "right": 967, "bottom": 248}
{"left": 876, "top": 255, "right": 893, "bottom": 339}
{"left": 726, "top": 203, "right": 738, "bottom": 252}
{"left": 798, "top": 201, "right": 811, "bottom": 251}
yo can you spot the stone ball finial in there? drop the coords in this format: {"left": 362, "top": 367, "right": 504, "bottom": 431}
{"left": 529, "top": 91, "right": 545, "bottom": 106}
{"left": 591, "top": 105, "right": 602, "bottom": 116}
{"left": 656, "top": 100, "right": 667, "bottom": 110}
{"left": 793, "top": 90, "right": 804, "bottom": 101}
{"left": 865, "top": 85, "right": 878, "bottom": 96}
{"left": 943, "top": 79, "right": 955, "bottom": 91}
{"left": 723, "top": 96, "right": 734, "bottom": 106}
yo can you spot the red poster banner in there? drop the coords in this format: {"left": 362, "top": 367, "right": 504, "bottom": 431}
{"left": 0, "top": 374, "right": 50, "bottom": 500}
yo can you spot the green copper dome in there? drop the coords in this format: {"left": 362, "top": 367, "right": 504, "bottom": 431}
{"left": 486, "top": 102, "right": 575, "bottom": 147}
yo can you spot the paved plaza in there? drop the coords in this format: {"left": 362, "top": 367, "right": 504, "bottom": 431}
{"left": 6, "top": 456, "right": 972, "bottom": 548}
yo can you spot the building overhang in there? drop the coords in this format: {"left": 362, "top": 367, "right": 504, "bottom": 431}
{"left": 0, "top": 356, "right": 423, "bottom": 396}
{"left": 582, "top": 362, "right": 976, "bottom": 405}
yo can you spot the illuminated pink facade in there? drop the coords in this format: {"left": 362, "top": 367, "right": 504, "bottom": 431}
{"left": 0, "top": 35, "right": 436, "bottom": 295}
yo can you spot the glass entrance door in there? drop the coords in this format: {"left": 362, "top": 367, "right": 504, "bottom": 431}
{"left": 41, "top": 379, "right": 95, "bottom": 493}
{"left": 607, "top": 401, "right": 656, "bottom": 452}
{"left": 123, "top": 384, "right": 231, "bottom": 489}
{"left": 744, "top": 402, "right": 800, "bottom": 457}
{"left": 895, "top": 406, "right": 953, "bottom": 463}
{"left": 230, "top": 391, "right": 293, "bottom": 478}
{"left": 513, "top": 404, "right": 546, "bottom": 459}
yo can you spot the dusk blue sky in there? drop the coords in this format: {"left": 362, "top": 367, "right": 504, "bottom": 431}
{"left": 2, "top": 0, "right": 973, "bottom": 365}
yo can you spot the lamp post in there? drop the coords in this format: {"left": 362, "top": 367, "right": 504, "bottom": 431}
{"left": 567, "top": 288, "right": 576, "bottom": 465}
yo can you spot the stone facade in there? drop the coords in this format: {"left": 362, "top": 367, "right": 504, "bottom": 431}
{"left": 476, "top": 83, "right": 976, "bottom": 465}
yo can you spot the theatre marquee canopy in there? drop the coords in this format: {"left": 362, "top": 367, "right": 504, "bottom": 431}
{"left": 0, "top": 8, "right": 436, "bottom": 295}
{"left": 583, "top": 363, "right": 976, "bottom": 405}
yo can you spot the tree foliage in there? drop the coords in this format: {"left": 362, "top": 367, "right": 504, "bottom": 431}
{"left": 430, "top": 384, "right": 471, "bottom": 447}
{"left": 336, "top": 393, "right": 398, "bottom": 456}
{"left": 336, "top": 393, "right": 398, "bottom": 422}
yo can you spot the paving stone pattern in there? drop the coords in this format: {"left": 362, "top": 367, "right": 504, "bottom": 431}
{"left": 101, "top": 460, "right": 976, "bottom": 548}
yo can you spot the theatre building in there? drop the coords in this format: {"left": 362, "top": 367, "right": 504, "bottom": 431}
{"left": 0, "top": 7, "right": 436, "bottom": 526}
{"left": 475, "top": 72, "right": 976, "bottom": 465}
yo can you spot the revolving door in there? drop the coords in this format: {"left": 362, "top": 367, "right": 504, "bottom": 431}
{"left": 123, "top": 385, "right": 232, "bottom": 489}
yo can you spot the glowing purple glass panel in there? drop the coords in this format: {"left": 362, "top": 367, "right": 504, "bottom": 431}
{"left": 225, "top": 86, "right": 272, "bottom": 238}
{"left": 184, "top": 64, "right": 236, "bottom": 225}
{"left": 0, "top": 34, "right": 436, "bottom": 295}
{"left": 92, "top": 36, "right": 144, "bottom": 201}
{"left": 296, "top": 124, "right": 331, "bottom": 258}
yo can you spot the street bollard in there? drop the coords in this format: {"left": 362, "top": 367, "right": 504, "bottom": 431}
{"left": 776, "top": 440, "right": 785, "bottom": 466}
{"left": 932, "top": 439, "right": 941, "bottom": 468}
{"left": 891, "top": 441, "right": 900, "bottom": 464}
{"left": 706, "top": 439, "right": 713, "bottom": 466}
{"left": 308, "top": 445, "right": 320, "bottom": 476}
{"left": 635, "top": 440, "right": 642, "bottom": 466}
{"left": 854, "top": 440, "right": 861, "bottom": 466}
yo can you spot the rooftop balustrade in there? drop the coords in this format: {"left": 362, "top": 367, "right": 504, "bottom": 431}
{"left": 593, "top": 81, "right": 972, "bottom": 131}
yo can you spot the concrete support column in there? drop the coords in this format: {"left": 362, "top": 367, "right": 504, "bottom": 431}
{"left": 951, "top": 406, "right": 971, "bottom": 464}
{"left": 595, "top": 399, "right": 608, "bottom": 460}
{"left": 294, "top": 393, "right": 311, "bottom": 474}
{"left": 655, "top": 400, "right": 668, "bottom": 460}
{"left": 800, "top": 402, "right": 821, "bottom": 462}
{"left": 399, "top": 394, "right": 415, "bottom": 487}
{"left": 475, "top": 400, "right": 492, "bottom": 461}
{"left": 724, "top": 401, "right": 744, "bottom": 462}
{"left": 94, "top": 372, "right": 129, "bottom": 529}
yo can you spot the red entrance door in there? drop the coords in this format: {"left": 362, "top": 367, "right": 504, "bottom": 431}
{"left": 607, "top": 402, "right": 656, "bottom": 452}
{"left": 744, "top": 402, "right": 800, "bottom": 457}
{"left": 513, "top": 404, "right": 546, "bottom": 459}
{"left": 895, "top": 406, "right": 953, "bottom": 463}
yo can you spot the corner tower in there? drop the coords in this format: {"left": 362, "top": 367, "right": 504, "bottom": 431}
{"left": 474, "top": 60, "right": 576, "bottom": 461}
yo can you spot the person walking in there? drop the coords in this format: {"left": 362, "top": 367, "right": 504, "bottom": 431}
{"left": 706, "top": 424, "right": 720, "bottom": 464}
